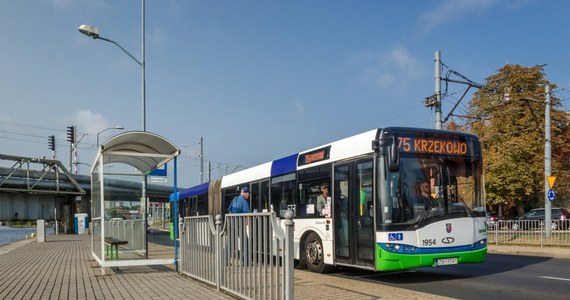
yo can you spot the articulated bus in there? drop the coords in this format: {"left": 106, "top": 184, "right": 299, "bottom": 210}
{"left": 175, "top": 127, "right": 487, "bottom": 273}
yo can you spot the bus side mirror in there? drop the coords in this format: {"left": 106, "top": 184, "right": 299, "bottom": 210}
{"left": 373, "top": 136, "right": 399, "bottom": 172}
{"left": 387, "top": 138, "right": 400, "bottom": 172}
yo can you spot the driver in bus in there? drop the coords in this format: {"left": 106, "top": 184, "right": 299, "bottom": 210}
{"left": 415, "top": 180, "right": 434, "bottom": 209}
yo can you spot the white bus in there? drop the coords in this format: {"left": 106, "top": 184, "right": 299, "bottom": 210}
{"left": 174, "top": 127, "right": 487, "bottom": 272}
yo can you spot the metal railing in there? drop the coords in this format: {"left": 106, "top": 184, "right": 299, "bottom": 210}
{"left": 179, "top": 212, "right": 294, "bottom": 300}
{"left": 104, "top": 220, "right": 145, "bottom": 250}
{"left": 487, "top": 220, "right": 570, "bottom": 247}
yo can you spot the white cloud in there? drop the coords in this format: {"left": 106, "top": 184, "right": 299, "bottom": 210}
{"left": 72, "top": 110, "right": 115, "bottom": 145}
{"left": 420, "top": 0, "right": 497, "bottom": 32}
{"left": 348, "top": 44, "right": 425, "bottom": 93}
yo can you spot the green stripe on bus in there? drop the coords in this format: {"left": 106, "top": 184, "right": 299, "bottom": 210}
{"left": 375, "top": 244, "right": 487, "bottom": 271}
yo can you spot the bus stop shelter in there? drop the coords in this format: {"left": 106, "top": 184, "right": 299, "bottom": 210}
{"left": 90, "top": 131, "right": 180, "bottom": 273}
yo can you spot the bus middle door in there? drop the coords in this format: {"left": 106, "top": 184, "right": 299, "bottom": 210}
{"left": 333, "top": 159, "right": 374, "bottom": 267}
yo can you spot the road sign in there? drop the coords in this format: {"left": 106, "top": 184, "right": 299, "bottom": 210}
{"left": 150, "top": 177, "right": 167, "bottom": 183}
{"left": 547, "top": 176, "right": 556, "bottom": 188}
{"left": 548, "top": 189, "right": 555, "bottom": 201}
{"left": 149, "top": 164, "right": 167, "bottom": 177}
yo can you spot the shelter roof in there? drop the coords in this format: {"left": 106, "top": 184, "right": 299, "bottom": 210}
{"left": 98, "top": 131, "right": 180, "bottom": 174}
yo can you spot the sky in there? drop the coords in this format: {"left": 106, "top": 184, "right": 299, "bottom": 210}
{"left": 1, "top": 0, "right": 570, "bottom": 188}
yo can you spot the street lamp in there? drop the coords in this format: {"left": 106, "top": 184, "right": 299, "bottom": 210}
{"left": 79, "top": 2, "right": 149, "bottom": 259}
{"left": 96, "top": 126, "right": 125, "bottom": 149}
{"left": 78, "top": 2, "right": 146, "bottom": 131}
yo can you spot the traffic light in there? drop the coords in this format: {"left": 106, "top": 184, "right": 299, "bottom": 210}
{"left": 48, "top": 135, "right": 55, "bottom": 151}
{"left": 66, "top": 126, "right": 75, "bottom": 144}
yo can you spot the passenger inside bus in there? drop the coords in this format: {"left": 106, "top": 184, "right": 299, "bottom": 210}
{"left": 316, "top": 183, "right": 330, "bottom": 216}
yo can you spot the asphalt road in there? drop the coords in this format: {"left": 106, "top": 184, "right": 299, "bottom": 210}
{"left": 328, "top": 253, "right": 570, "bottom": 299}
{"left": 150, "top": 228, "right": 570, "bottom": 299}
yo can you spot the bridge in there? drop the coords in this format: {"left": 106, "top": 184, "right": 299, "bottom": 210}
{"left": 0, "top": 154, "right": 176, "bottom": 232}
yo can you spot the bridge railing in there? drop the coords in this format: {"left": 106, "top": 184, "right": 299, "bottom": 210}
{"left": 179, "top": 211, "right": 294, "bottom": 300}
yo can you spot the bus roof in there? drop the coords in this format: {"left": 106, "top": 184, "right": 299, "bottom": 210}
{"left": 179, "top": 182, "right": 209, "bottom": 199}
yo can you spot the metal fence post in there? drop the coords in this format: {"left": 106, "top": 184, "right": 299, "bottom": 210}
{"left": 540, "top": 223, "right": 544, "bottom": 247}
{"left": 215, "top": 214, "right": 222, "bottom": 290}
{"left": 284, "top": 211, "right": 294, "bottom": 300}
{"left": 178, "top": 216, "right": 185, "bottom": 272}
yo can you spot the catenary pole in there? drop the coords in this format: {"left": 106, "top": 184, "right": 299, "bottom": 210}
{"left": 435, "top": 51, "right": 442, "bottom": 130}
{"left": 200, "top": 137, "right": 204, "bottom": 183}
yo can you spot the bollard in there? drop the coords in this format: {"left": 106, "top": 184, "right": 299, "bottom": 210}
{"left": 36, "top": 220, "right": 46, "bottom": 243}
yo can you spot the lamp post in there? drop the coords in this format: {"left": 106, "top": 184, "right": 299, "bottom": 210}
{"left": 78, "top": 0, "right": 146, "bottom": 131}
{"left": 96, "top": 126, "right": 125, "bottom": 149}
{"left": 79, "top": 2, "right": 149, "bottom": 258}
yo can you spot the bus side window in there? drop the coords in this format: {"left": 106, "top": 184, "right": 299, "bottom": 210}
{"left": 297, "top": 182, "right": 323, "bottom": 217}
{"left": 271, "top": 173, "right": 296, "bottom": 218}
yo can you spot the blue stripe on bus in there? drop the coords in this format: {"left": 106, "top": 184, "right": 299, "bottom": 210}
{"left": 178, "top": 182, "right": 209, "bottom": 199}
{"left": 271, "top": 154, "right": 298, "bottom": 177}
{"left": 378, "top": 239, "right": 486, "bottom": 254}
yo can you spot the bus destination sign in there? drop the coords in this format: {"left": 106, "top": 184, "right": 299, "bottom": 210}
{"left": 298, "top": 146, "right": 331, "bottom": 166}
{"left": 398, "top": 136, "right": 469, "bottom": 156}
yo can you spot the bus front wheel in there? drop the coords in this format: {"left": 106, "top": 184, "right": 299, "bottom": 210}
{"left": 304, "top": 232, "right": 332, "bottom": 273}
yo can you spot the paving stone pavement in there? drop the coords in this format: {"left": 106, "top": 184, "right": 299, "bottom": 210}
{"left": 5, "top": 233, "right": 561, "bottom": 300}
{"left": 0, "top": 234, "right": 446, "bottom": 300}
{"left": 0, "top": 234, "right": 237, "bottom": 300}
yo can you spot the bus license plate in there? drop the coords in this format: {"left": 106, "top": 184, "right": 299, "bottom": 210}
{"left": 436, "top": 257, "right": 458, "bottom": 266}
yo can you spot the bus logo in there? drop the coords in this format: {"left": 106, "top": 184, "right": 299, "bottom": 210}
{"left": 446, "top": 223, "right": 452, "bottom": 233}
{"left": 388, "top": 233, "right": 403, "bottom": 241}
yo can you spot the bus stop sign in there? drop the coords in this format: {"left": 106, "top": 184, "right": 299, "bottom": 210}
{"left": 548, "top": 189, "right": 555, "bottom": 202}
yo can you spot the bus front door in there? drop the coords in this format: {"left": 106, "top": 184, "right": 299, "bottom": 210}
{"left": 334, "top": 160, "right": 374, "bottom": 267}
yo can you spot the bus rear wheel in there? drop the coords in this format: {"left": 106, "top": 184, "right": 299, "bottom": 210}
{"left": 304, "top": 232, "right": 332, "bottom": 273}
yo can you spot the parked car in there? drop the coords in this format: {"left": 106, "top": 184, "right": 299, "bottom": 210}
{"left": 509, "top": 208, "right": 570, "bottom": 230}
{"left": 486, "top": 212, "right": 498, "bottom": 229}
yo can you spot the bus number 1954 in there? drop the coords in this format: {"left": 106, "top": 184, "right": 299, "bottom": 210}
{"left": 422, "top": 239, "right": 436, "bottom": 246}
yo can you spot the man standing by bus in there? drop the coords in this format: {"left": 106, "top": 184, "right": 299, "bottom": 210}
{"left": 227, "top": 186, "right": 251, "bottom": 266}
{"left": 228, "top": 187, "right": 251, "bottom": 213}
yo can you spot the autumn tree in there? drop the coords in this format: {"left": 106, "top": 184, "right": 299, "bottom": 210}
{"left": 450, "top": 65, "right": 570, "bottom": 218}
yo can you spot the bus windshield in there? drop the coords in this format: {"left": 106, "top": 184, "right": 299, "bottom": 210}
{"left": 379, "top": 154, "right": 484, "bottom": 230}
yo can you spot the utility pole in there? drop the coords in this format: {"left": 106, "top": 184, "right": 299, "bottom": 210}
{"left": 426, "top": 50, "right": 482, "bottom": 128}
{"left": 200, "top": 137, "right": 204, "bottom": 183}
{"left": 435, "top": 51, "right": 442, "bottom": 130}
{"left": 208, "top": 161, "right": 211, "bottom": 182}
{"left": 521, "top": 84, "right": 553, "bottom": 236}
{"left": 544, "top": 85, "right": 552, "bottom": 236}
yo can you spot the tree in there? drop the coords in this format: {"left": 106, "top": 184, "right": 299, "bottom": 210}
{"left": 450, "top": 64, "right": 570, "bottom": 218}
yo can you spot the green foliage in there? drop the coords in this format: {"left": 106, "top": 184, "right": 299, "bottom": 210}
{"left": 451, "top": 64, "right": 570, "bottom": 218}
{"left": 9, "top": 221, "right": 36, "bottom": 228}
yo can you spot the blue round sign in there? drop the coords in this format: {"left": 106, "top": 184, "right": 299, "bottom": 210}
{"left": 548, "top": 189, "right": 555, "bottom": 201}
